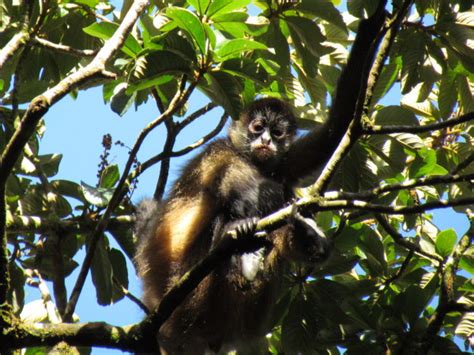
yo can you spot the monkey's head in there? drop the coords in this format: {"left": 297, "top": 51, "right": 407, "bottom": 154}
{"left": 230, "top": 98, "right": 297, "bottom": 169}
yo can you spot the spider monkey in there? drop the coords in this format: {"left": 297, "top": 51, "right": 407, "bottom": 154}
{"left": 134, "top": 98, "right": 344, "bottom": 354}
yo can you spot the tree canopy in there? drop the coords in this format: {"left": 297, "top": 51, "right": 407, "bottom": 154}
{"left": 0, "top": 0, "right": 473, "bottom": 353}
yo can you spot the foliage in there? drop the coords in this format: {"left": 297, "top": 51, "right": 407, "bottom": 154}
{"left": 0, "top": 0, "right": 473, "bottom": 353}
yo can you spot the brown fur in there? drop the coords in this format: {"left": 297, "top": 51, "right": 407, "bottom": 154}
{"left": 135, "top": 98, "right": 331, "bottom": 354}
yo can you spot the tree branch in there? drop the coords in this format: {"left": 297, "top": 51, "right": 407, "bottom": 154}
{"left": 63, "top": 72, "right": 202, "bottom": 322}
{"left": 32, "top": 37, "right": 98, "bottom": 57}
{"left": 132, "top": 109, "right": 227, "bottom": 181}
{"left": 6, "top": 215, "right": 134, "bottom": 235}
{"left": 364, "top": 111, "right": 474, "bottom": 135}
{"left": 310, "top": 0, "right": 389, "bottom": 193}
{"left": 375, "top": 214, "right": 443, "bottom": 262}
{"left": 324, "top": 173, "right": 474, "bottom": 201}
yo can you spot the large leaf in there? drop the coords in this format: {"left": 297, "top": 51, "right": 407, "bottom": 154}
{"left": 83, "top": 22, "right": 141, "bottom": 57}
{"left": 109, "top": 248, "right": 129, "bottom": 303}
{"left": 220, "top": 57, "right": 268, "bottom": 85}
{"left": 81, "top": 182, "right": 114, "bottom": 208}
{"left": 89, "top": 235, "right": 113, "bottom": 305}
{"left": 285, "top": 16, "right": 327, "bottom": 57}
{"left": 200, "top": 71, "right": 243, "bottom": 119}
{"left": 110, "top": 83, "right": 136, "bottom": 117}
{"left": 186, "top": 0, "right": 210, "bottom": 15}
{"left": 438, "top": 70, "right": 458, "bottom": 119}
{"left": 207, "top": 0, "right": 251, "bottom": 18}
{"left": 435, "top": 229, "right": 457, "bottom": 258}
{"left": 166, "top": 7, "right": 207, "bottom": 54}
{"left": 374, "top": 106, "right": 419, "bottom": 126}
{"left": 370, "top": 60, "right": 401, "bottom": 105}
{"left": 99, "top": 164, "right": 120, "bottom": 189}
{"left": 296, "top": 0, "right": 347, "bottom": 31}
{"left": 215, "top": 39, "right": 267, "bottom": 60}
{"left": 281, "top": 296, "right": 319, "bottom": 353}
{"left": 266, "top": 19, "right": 290, "bottom": 69}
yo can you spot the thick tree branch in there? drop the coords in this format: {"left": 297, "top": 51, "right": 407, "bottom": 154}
{"left": 0, "top": 187, "right": 8, "bottom": 305}
{"left": 310, "top": 1, "right": 389, "bottom": 193}
{"left": 6, "top": 215, "right": 133, "bottom": 235}
{"left": 364, "top": 111, "right": 474, "bottom": 135}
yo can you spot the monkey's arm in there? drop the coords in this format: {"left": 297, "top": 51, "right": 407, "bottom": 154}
{"left": 283, "top": 4, "right": 387, "bottom": 186}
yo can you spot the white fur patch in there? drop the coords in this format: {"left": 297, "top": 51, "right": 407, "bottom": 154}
{"left": 241, "top": 247, "right": 265, "bottom": 281}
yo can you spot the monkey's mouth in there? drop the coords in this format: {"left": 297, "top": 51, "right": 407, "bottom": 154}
{"left": 253, "top": 145, "right": 276, "bottom": 161}
{"left": 254, "top": 145, "right": 273, "bottom": 153}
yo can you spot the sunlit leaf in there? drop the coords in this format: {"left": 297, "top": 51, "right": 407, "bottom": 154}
{"left": 166, "top": 7, "right": 207, "bottom": 54}
{"left": 215, "top": 39, "right": 267, "bottom": 60}
{"left": 207, "top": 0, "right": 251, "bottom": 18}
{"left": 99, "top": 164, "right": 120, "bottom": 189}
{"left": 435, "top": 229, "right": 457, "bottom": 257}
{"left": 81, "top": 182, "right": 114, "bottom": 207}
{"left": 83, "top": 22, "right": 141, "bottom": 57}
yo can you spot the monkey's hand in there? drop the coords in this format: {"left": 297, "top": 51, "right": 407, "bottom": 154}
{"left": 291, "top": 210, "right": 331, "bottom": 263}
{"left": 225, "top": 217, "right": 268, "bottom": 253}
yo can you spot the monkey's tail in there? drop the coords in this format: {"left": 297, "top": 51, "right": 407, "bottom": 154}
{"left": 134, "top": 198, "right": 160, "bottom": 242}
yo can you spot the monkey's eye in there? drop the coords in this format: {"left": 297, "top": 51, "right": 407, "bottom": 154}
{"left": 272, "top": 128, "right": 285, "bottom": 139}
{"left": 249, "top": 121, "right": 265, "bottom": 134}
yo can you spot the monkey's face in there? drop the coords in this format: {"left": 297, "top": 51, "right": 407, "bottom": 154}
{"left": 247, "top": 108, "right": 294, "bottom": 167}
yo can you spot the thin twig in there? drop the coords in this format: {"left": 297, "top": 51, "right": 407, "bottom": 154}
{"left": 324, "top": 173, "right": 474, "bottom": 201}
{"left": 375, "top": 214, "right": 443, "bottom": 262}
{"left": 113, "top": 276, "right": 149, "bottom": 315}
{"left": 32, "top": 37, "right": 98, "bottom": 57}
{"left": 364, "top": 112, "right": 474, "bottom": 135}
{"left": 63, "top": 71, "right": 201, "bottom": 322}
{"left": 132, "top": 110, "right": 228, "bottom": 180}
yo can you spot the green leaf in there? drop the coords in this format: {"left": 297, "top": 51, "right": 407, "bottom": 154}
{"left": 200, "top": 71, "right": 243, "bottom": 119}
{"left": 370, "top": 60, "right": 400, "bottom": 105}
{"left": 435, "top": 229, "right": 457, "bottom": 257}
{"left": 109, "top": 248, "right": 129, "bottom": 302}
{"left": 89, "top": 235, "right": 113, "bottom": 305}
{"left": 186, "top": 0, "right": 210, "bottom": 15}
{"left": 51, "top": 180, "right": 85, "bottom": 202}
{"left": 215, "top": 39, "right": 267, "bottom": 60}
{"left": 281, "top": 296, "right": 319, "bottom": 353}
{"left": 220, "top": 57, "right": 268, "bottom": 85}
{"left": 166, "top": 7, "right": 207, "bottom": 54}
{"left": 399, "top": 30, "right": 425, "bottom": 94}
{"left": 394, "top": 277, "right": 438, "bottom": 325}
{"left": 347, "top": 0, "right": 379, "bottom": 18}
{"left": 438, "top": 71, "right": 458, "bottom": 119}
{"left": 109, "top": 227, "right": 136, "bottom": 260}
{"left": 285, "top": 16, "right": 326, "bottom": 57}
{"left": 83, "top": 22, "right": 141, "bottom": 57}
{"left": 296, "top": 0, "right": 347, "bottom": 31}
{"left": 266, "top": 19, "right": 290, "bottom": 69}
{"left": 99, "top": 164, "right": 120, "bottom": 188}
{"left": 207, "top": 0, "right": 250, "bottom": 18}
{"left": 110, "top": 83, "right": 136, "bottom": 116}
{"left": 81, "top": 182, "right": 114, "bottom": 208}
{"left": 374, "top": 106, "right": 419, "bottom": 126}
